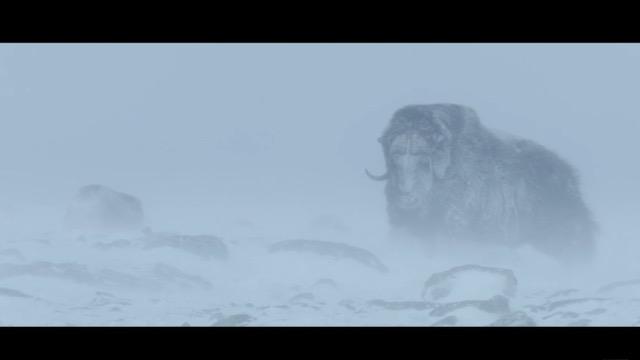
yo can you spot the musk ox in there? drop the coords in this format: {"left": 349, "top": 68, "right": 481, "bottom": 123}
{"left": 366, "top": 104, "right": 596, "bottom": 263}
{"left": 64, "top": 184, "right": 145, "bottom": 234}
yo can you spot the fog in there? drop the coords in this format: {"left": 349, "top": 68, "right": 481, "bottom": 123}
{"left": 1, "top": 44, "right": 639, "bottom": 325}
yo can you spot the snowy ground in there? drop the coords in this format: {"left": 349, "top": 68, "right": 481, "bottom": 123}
{"left": 1, "top": 226, "right": 639, "bottom": 326}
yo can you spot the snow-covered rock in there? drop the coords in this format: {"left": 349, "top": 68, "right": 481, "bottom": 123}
{"left": 490, "top": 311, "right": 537, "bottom": 326}
{"left": 212, "top": 313, "right": 255, "bottom": 326}
{"left": 598, "top": 279, "right": 640, "bottom": 298}
{"left": 422, "top": 264, "right": 518, "bottom": 302}
{"left": 0, "top": 286, "right": 33, "bottom": 298}
{"left": 64, "top": 185, "right": 144, "bottom": 234}
{"left": 268, "top": 239, "right": 388, "bottom": 273}
{"left": 430, "top": 295, "right": 511, "bottom": 316}
{"left": 431, "top": 315, "right": 458, "bottom": 326}
{"left": 141, "top": 231, "right": 228, "bottom": 261}
{"left": 429, "top": 295, "right": 511, "bottom": 326}
{"left": 367, "top": 299, "right": 434, "bottom": 311}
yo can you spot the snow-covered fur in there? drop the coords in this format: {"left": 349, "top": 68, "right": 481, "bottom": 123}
{"left": 368, "top": 104, "right": 596, "bottom": 263}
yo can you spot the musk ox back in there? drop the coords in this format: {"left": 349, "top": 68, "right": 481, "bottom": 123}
{"left": 366, "top": 104, "right": 596, "bottom": 263}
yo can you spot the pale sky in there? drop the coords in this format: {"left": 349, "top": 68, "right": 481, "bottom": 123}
{"left": 0, "top": 44, "right": 638, "bottom": 245}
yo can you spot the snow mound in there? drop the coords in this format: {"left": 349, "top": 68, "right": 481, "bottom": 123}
{"left": 64, "top": 185, "right": 144, "bottom": 234}
{"left": 140, "top": 230, "right": 229, "bottom": 261}
{"left": 422, "top": 264, "right": 518, "bottom": 302}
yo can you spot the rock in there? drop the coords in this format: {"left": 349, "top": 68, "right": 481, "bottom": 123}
{"left": 339, "top": 299, "right": 359, "bottom": 312}
{"left": 289, "top": 292, "right": 316, "bottom": 305}
{"left": 64, "top": 184, "right": 144, "bottom": 234}
{"left": 567, "top": 319, "right": 591, "bottom": 326}
{"left": 142, "top": 231, "right": 228, "bottom": 261}
{"left": 94, "top": 239, "right": 132, "bottom": 250}
{"left": 490, "top": 311, "right": 537, "bottom": 326}
{"left": 428, "top": 295, "right": 511, "bottom": 326}
{"left": 431, "top": 315, "right": 458, "bottom": 326}
{"left": 543, "top": 298, "right": 608, "bottom": 312}
{"left": 0, "top": 287, "right": 32, "bottom": 298}
{"left": 430, "top": 295, "right": 511, "bottom": 317}
{"left": 87, "top": 291, "right": 131, "bottom": 308}
{"left": 268, "top": 239, "right": 388, "bottom": 273}
{"left": 212, "top": 314, "right": 255, "bottom": 326}
{"left": 547, "top": 289, "right": 580, "bottom": 299}
{"left": 542, "top": 311, "right": 580, "bottom": 320}
{"left": 584, "top": 308, "right": 606, "bottom": 316}
{"left": 367, "top": 299, "right": 435, "bottom": 311}
{"left": 422, "top": 264, "right": 517, "bottom": 302}
{"left": 598, "top": 279, "right": 640, "bottom": 297}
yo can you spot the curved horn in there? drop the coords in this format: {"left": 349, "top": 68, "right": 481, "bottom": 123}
{"left": 365, "top": 168, "right": 389, "bottom": 181}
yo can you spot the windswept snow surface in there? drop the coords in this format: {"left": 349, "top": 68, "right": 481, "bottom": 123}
{"left": 1, "top": 223, "right": 639, "bottom": 326}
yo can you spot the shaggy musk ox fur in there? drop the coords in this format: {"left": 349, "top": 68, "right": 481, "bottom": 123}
{"left": 366, "top": 104, "right": 596, "bottom": 262}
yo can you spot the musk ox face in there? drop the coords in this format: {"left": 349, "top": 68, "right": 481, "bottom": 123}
{"left": 387, "top": 132, "right": 434, "bottom": 209}
{"left": 366, "top": 108, "right": 455, "bottom": 211}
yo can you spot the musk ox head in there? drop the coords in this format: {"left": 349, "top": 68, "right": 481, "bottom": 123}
{"left": 366, "top": 104, "right": 481, "bottom": 211}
